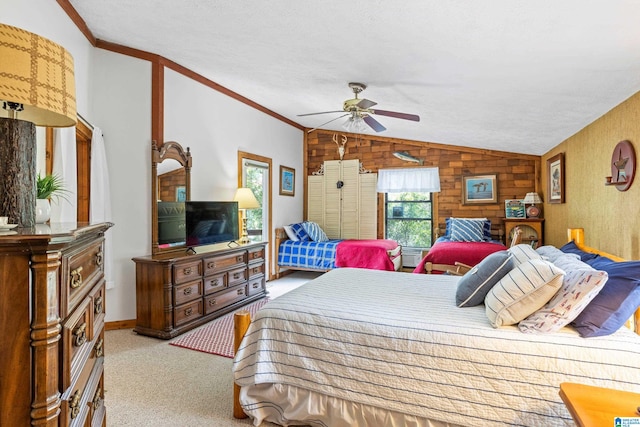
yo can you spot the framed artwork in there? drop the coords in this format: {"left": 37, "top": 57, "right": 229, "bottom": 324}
{"left": 547, "top": 152, "right": 565, "bottom": 203}
{"left": 462, "top": 174, "right": 498, "bottom": 204}
{"left": 279, "top": 165, "right": 295, "bottom": 196}
{"left": 176, "top": 186, "right": 186, "bottom": 202}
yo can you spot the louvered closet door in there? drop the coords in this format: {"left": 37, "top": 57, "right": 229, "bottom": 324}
{"left": 323, "top": 161, "right": 342, "bottom": 239}
{"left": 340, "top": 160, "right": 360, "bottom": 239}
{"left": 307, "top": 176, "right": 324, "bottom": 229}
{"left": 358, "top": 173, "right": 377, "bottom": 239}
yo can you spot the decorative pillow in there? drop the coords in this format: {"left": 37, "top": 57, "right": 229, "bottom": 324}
{"left": 302, "top": 221, "right": 329, "bottom": 242}
{"left": 560, "top": 241, "right": 600, "bottom": 262}
{"left": 289, "top": 222, "right": 310, "bottom": 242}
{"left": 552, "top": 253, "right": 594, "bottom": 273}
{"left": 456, "top": 251, "right": 514, "bottom": 307}
{"left": 519, "top": 270, "right": 608, "bottom": 333}
{"left": 283, "top": 225, "right": 298, "bottom": 241}
{"left": 508, "top": 244, "right": 543, "bottom": 266}
{"left": 536, "top": 245, "right": 576, "bottom": 263}
{"left": 449, "top": 219, "right": 485, "bottom": 242}
{"left": 485, "top": 259, "right": 564, "bottom": 327}
{"left": 571, "top": 258, "right": 640, "bottom": 337}
{"left": 446, "top": 218, "right": 492, "bottom": 241}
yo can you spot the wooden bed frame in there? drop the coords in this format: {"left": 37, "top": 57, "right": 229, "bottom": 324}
{"left": 233, "top": 227, "right": 640, "bottom": 419}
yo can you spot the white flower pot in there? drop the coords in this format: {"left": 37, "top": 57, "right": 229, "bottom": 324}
{"left": 35, "top": 199, "right": 51, "bottom": 224}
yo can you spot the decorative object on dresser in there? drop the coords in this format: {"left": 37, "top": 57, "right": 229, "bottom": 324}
{"left": 233, "top": 188, "right": 260, "bottom": 243}
{"left": 547, "top": 152, "right": 565, "bottom": 203}
{"left": 0, "top": 23, "right": 77, "bottom": 227}
{"left": 132, "top": 241, "right": 266, "bottom": 339}
{"left": 504, "top": 218, "right": 544, "bottom": 248}
{"left": 0, "top": 222, "right": 113, "bottom": 426}
{"left": 605, "top": 139, "right": 635, "bottom": 191}
{"left": 522, "top": 192, "right": 543, "bottom": 218}
{"left": 505, "top": 199, "right": 526, "bottom": 218}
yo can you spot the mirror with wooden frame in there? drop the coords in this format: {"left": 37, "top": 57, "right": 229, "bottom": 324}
{"left": 151, "top": 140, "right": 192, "bottom": 255}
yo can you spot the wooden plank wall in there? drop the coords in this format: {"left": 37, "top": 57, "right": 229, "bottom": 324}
{"left": 306, "top": 130, "right": 541, "bottom": 239}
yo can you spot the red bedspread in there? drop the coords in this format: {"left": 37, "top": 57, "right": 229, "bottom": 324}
{"left": 413, "top": 240, "right": 507, "bottom": 274}
{"left": 335, "top": 239, "right": 399, "bottom": 271}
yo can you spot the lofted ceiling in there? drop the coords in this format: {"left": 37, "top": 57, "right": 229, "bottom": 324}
{"left": 68, "top": 0, "right": 640, "bottom": 155}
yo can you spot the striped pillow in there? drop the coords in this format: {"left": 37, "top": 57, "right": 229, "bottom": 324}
{"left": 302, "top": 221, "right": 329, "bottom": 242}
{"left": 449, "top": 219, "right": 485, "bottom": 242}
{"left": 485, "top": 259, "right": 564, "bottom": 327}
{"left": 508, "top": 244, "right": 543, "bottom": 266}
{"left": 446, "top": 218, "right": 492, "bottom": 241}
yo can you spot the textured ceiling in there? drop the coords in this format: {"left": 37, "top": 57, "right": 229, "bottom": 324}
{"left": 69, "top": 0, "right": 640, "bottom": 155}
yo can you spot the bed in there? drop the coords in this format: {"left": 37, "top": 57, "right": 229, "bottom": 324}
{"left": 274, "top": 225, "right": 402, "bottom": 278}
{"left": 414, "top": 217, "right": 508, "bottom": 274}
{"left": 233, "top": 228, "right": 640, "bottom": 426}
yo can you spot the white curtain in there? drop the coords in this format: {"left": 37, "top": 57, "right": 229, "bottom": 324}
{"left": 376, "top": 167, "right": 441, "bottom": 193}
{"left": 90, "top": 127, "right": 115, "bottom": 289}
{"left": 51, "top": 127, "right": 78, "bottom": 222}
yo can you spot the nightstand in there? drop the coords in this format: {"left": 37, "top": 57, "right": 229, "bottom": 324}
{"left": 559, "top": 382, "right": 640, "bottom": 426}
{"left": 504, "top": 218, "right": 544, "bottom": 248}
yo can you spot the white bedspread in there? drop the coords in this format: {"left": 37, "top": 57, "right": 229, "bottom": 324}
{"left": 233, "top": 268, "right": 640, "bottom": 426}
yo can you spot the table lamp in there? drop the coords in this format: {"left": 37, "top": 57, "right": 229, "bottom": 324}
{"left": 0, "top": 23, "right": 76, "bottom": 227}
{"left": 522, "top": 192, "right": 543, "bottom": 218}
{"left": 233, "top": 188, "right": 259, "bottom": 244}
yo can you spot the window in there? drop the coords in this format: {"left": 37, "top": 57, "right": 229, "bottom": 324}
{"left": 384, "top": 192, "right": 433, "bottom": 248}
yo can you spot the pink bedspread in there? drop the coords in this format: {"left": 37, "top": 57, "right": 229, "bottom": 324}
{"left": 413, "top": 240, "right": 507, "bottom": 274}
{"left": 335, "top": 239, "right": 399, "bottom": 271}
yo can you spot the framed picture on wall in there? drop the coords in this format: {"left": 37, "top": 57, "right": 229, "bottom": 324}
{"left": 279, "top": 165, "right": 295, "bottom": 196}
{"left": 176, "top": 186, "right": 186, "bottom": 202}
{"left": 462, "top": 174, "right": 498, "bottom": 204}
{"left": 547, "top": 152, "right": 565, "bottom": 203}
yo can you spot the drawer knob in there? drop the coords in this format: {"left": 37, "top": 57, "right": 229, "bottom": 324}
{"left": 183, "top": 266, "right": 193, "bottom": 275}
{"left": 69, "top": 389, "right": 81, "bottom": 419}
{"left": 94, "top": 337, "right": 104, "bottom": 357}
{"left": 92, "top": 387, "right": 103, "bottom": 410}
{"left": 183, "top": 287, "right": 192, "bottom": 296}
{"left": 236, "top": 256, "right": 243, "bottom": 262}
{"left": 252, "top": 282, "right": 259, "bottom": 289}
{"left": 207, "top": 261, "right": 216, "bottom": 269}
{"left": 237, "top": 289, "right": 244, "bottom": 296}
{"left": 94, "top": 296, "right": 103, "bottom": 315}
{"left": 73, "top": 322, "right": 87, "bottom": 347}
{"left": 95, "top": 248, "right": 104, "bottom": 267}
{"left": 184, "top": 307, "right": 193, "bottom": 316}
{"left": 212, "top": 279, "right": 219, "bottom": 286}
{"left": 233, "top": 272, "right": 241, "bottom": 279}
{"left": 70, "top": 266, "right": 83, "bottom": 289}
{"left": 209, "top": 299, "right": 216, "bottom": 306}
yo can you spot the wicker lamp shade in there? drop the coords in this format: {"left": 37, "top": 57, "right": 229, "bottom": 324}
{"left": 0, "top": 23, "right": 76, "bottom": 127}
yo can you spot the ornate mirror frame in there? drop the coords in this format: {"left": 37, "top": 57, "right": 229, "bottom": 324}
{"left": 151, "top": 140, "right": 192, "bottom": 255}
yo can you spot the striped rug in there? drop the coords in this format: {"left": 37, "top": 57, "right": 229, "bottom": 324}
{"left": 169, "top": 298, "right": 269, "bottom": 358}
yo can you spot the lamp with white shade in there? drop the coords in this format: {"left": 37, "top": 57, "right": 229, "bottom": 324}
{"left": 233, "top": 187, "right": 260, "bottom": 244}
{"left": 522, "top": 192, "right": 543, "bottom": 218}
{"left": 0, "top": 23, "right": 76, "bottom": 227}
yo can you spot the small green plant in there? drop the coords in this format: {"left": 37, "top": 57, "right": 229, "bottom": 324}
{"left": 36, "top": 173, "right": 70, "bottom": 202}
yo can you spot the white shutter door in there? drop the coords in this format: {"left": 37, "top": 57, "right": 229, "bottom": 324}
{"left": 358, "top": 173, "right": 378, "bottom": 239}
{"left": 340, "top": 160, "right": 360, "bottom": 239}
{"left": 323, "top": 161, "right": 342, "bottom": 239}
{"left": 307, "top": 175, "right": 324, "bottom": 229}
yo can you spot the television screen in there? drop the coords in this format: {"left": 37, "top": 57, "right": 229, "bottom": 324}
{"left": 185, "top": 201, "right": 239, "bottom": 247}
{"left": 157, "top": 202, "right": 186, "bottom": 247}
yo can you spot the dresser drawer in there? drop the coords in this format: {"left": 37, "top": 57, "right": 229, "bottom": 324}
{"left": 174, "top": 299, "right": 203, "bottom": 326}
{"left": 203, "top": 251, "right": 246, "bottom": 275}
{"left": 61, "top": 297, "right": 94, "bottom": 391}
{"left": 204, "top": 285, "right": 247, "bottom": 315}
{"left": 174, "top": 279, "right": 203, "bottom": 306}
{"left": 203, "top": 272, "right": 227, "bottom": 295}
{"left": 173, "top": 260, "right": 202, "bottom": 285}
{"left": 248, "top": 261, "right": 264, "bottom": 279}
{"left": 247, "top": 276, "right": 265, "bottom": 297}
{"left": 227, "top": 267, "right": 247, "bottom": 287}
{"left": 62, "top": 239, "right": 104, "bottom": 317}
{"left": 60, "top": 357, "right": 104, "bottom": 427}
{"left": 248, "top": 246, "right": 265, "bottom": 262}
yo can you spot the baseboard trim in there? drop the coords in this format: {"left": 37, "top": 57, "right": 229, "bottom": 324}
{"left": 106, "top": 319, "right": 136, "bottom": 330}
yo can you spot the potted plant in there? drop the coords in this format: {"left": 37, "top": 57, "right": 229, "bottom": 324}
{"left": 36, "top": 173, "right": 69, "bottom": 223}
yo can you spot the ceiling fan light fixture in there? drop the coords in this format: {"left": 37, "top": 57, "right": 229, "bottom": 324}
{"left": 342, "top": 115, "right": 367, "bottom": 133}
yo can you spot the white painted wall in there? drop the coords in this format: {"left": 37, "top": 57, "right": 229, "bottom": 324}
{"left": 4, "top": 0, "right": 305, "bottom": 322}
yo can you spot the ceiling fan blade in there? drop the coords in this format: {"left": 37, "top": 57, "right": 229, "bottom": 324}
{"left": 297, "top": 110, "right": 345, "bottom": 117}
{"left": 356, "top": 98, "right": 377, "bottom": 109}
{"left": 363, "top": 115, "right": 387, "bottom": 132}
{"left": 370, "top": 109, "right": 420, "bottom": 122}
{"left": 306, "top": 113, "right": 350, "bottom": 133}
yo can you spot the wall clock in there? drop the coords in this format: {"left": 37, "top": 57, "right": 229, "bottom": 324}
{"left": 606, "top": 140, "right": 635, "bottom": 191}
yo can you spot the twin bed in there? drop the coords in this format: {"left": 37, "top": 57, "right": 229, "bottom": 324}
{"left": 233, "top": 228, "right": 640, "bottom": 426}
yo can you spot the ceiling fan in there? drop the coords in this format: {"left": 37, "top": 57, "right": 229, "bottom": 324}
{"left": 298, "top": 82, "right": 420, "bottom": 133}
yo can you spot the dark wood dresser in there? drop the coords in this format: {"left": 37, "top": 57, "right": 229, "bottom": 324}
{"left": 0, "top": 222, "right": 113, "bottom": 427}
{"left": 132, "top": 241, "right": 266, "bottom": 339}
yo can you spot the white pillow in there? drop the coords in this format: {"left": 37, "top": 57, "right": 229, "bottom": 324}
{"left": 485, "top": 259, "right": 564, "bottom": 327}
{"left": 508, "top": 244, "right": 543, "bottom": 266}
{"left": 283, "top": 225, "right": 298, "bottom": 241}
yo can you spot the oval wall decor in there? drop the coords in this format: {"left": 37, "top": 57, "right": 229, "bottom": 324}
{"left": 605, "top": 140, "right": 635, "bottom": 191}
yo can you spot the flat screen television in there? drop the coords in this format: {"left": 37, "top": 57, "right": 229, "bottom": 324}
{"left": 185, "top": 201, "right": 239, "bottom": 247}
{"left": 157, "top": 202, "right": 186, "bottom": 248}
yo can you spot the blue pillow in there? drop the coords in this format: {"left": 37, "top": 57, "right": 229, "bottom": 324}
{"left": 560, "top": 241, "right": 600, "bottom": 262}
{"left": 446, "top": 218, "right": 492, "bottom": 241}
{"left": 571, "top": 257, "right": 640, "bottom": 337}
{"left": 302, "top": 221, "right": 328, "bottom": 242}
{"left": 289, "top": 223, "right": 310, "bottom": 242}
{"left": 449, "top": 219, "right": 485, "bottom": 242}
{"left": 456, "top": 251, "right": 514, "bottom": 307}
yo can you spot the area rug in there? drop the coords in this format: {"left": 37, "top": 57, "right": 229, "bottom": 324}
{"left": 169, "top": 297, "right": 269, "bottom": 358}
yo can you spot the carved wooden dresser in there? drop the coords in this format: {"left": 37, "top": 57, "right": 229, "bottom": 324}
{"left": 0, "top": 222, "right": 112, "bottom": 426}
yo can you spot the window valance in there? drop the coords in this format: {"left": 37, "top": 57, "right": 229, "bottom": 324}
{"left": 376, "top": 167, "right": 441, "bottom": 193}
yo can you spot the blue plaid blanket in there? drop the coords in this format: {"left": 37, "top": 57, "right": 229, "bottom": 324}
{"left": 277, "top": 240, "right": 342, "bottom": 270}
